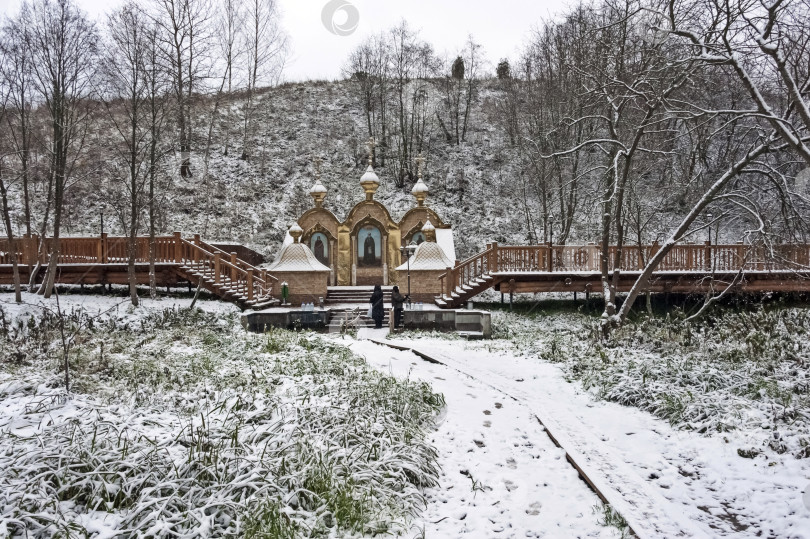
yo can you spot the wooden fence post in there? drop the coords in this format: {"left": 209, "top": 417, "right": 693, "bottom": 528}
{"left": 547, "top": 242, "right": 553, "bottom": 272}
{"left": 230, "top": 252, "right": 237, "bottom": 284}
{"left": 22, "top": 234, "right": 31, "bottom": 266}
{"left": 686, "top": 242, "right": 694, "bottom": 270}
{"left": 193, "top": 234, "right": 201, "bottom": 265}
{"left": 247, "top": 269, "right": 254, "bottom": 301}
{"left": 704, "top": 240, "right": 711, "bottom": 271}
{"left": 174, "top": 232, "right": 182, "bottom": 263}
{"left": 100, "top": 233, "right": 108, "bottom": 263}
{"left": 214, "top": 253, "right": 221, "bottom": 284}
{"left": 491, "top": 242, "right": 499, "bottom": 273}
{"left": 32, "top": 234, "right": 43, "bottom": 264}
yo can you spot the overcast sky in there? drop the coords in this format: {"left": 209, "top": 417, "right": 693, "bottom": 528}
{"left": 1, "top": 0, "right": 571, "bottom": 81}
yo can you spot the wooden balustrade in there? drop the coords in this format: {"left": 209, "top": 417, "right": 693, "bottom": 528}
{"left": 178, "top": 238, "right": 274, "bottom": 300}
{"left": 0, "top": 233, "right": 277, "bottom": 303}
{"left": 439, "top": 242, "right": 810, "bottom": 297}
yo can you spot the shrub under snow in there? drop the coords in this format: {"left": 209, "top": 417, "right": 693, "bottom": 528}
{"left": 0, "top": 306, "right": 443, "bottom": 537}
{"left": 491, "top": 304, "right": 810, "bottom": 459}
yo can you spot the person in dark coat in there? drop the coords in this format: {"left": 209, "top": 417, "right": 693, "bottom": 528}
{"left": 391, "top": 285, "right": 407, "bottom": 328}
{"left": 370, "top": 284, "right": 385, "bottom": 328}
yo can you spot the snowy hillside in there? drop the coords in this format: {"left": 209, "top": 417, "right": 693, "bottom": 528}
{"left": 62, "top": 80, "right": 590, "bottom": 261}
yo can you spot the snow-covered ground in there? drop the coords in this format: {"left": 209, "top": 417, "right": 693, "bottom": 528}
{"left": 346, "top": 311, "right": 810, "bottom": 538}
{"left": 0, "top": 292, "right": 443, "bottom": 537}
{"left": 3, "top": 291, "right": 810, "bottom": 537}
{"left": 351, "top": 328, "right": 622, "bottom": 538}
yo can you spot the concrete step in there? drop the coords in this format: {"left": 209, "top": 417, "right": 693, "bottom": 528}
{"left": 327, "top": 311, "right": 390, "bottom": 333}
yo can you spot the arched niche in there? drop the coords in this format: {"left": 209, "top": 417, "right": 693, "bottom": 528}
{"left": 350, "top": 215, "right": 390, "bottom": 285}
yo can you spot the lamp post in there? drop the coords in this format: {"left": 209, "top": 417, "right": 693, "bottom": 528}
{"left": 399, "top": 243, "right": 417, "bottom": 305}
{"left": 706, "top": 213, "right": 713, "bottom": 244}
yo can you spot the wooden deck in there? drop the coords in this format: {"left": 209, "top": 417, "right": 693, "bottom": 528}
{"left": 0, "top": 233, "right": 278, "bottom": 310}
{"left": 3, "top": 235, "right": 809, "bottom": 309}
{"left": 436, "top": 242, "right": 810, "bottom": 307}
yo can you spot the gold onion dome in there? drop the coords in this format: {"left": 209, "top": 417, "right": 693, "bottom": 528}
{"left": 360, "top": 165, "right": 380, "bottom": 201}
{"left": 309, "top": 179, "right": 327, "bottom": 207}
{"left": 411, "top": 177, "right": 429, "bottom": 206}
{"left": 421, "top": 218, "right": 436, "bottom": 242}
{"left": 288, "top": 222, "right": 303, "bottom": 243}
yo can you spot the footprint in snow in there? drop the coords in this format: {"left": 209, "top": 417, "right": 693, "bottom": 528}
{"left": 495, "top": 402, "right": 503, "bottom": 409}
{"left": 483, "top": 409, "right": 492, "bottom": 415}
{"left": 483, "top": 420, "right": 491, "bottom": 428}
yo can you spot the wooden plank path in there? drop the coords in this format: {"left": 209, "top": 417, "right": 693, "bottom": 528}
{"left": 368, "top": 338, "right": 710, "bottom": 537}
{"left": 0, "top": 233, "right": 278, "bottom": 310}
{"left": 2, "top": 235, "right": 809, "bottom": 309}
{"left": 437, "top": 242, "right": 810, "bottom": 307}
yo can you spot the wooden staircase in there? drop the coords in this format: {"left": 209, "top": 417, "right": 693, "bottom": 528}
{"left": 435, "top": 272, "right": 501, "bottom": 308}
{"left": 436, "top": 243, "right": 504, "bottom": 308}
{"left": 172, "top": 236, "right": 279, "bottom": 310}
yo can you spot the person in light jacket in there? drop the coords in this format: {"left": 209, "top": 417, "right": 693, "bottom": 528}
{"left": 369, "top": 284, "right": 385, "bottom": 328}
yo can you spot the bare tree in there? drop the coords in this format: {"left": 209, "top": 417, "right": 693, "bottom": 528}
{"left": 389, "top": 21, "right": 439, "bottom": 187}
{"left": 0, "top": 78, "right": 23, "bottom": 303}
{"left": 102, "top": 2, "right": 157, "bottom": 306}
{"left": 144, "top": 20, "right": 171, "bottom": 300}
{"left": 239, "top": 0, "right": 287, "bottom": 160}
{"left": 26, "top": 0, "right": 98, "bottom": 298}
{"left": 0, "top": 13, "right": 35, "bottom": 239}
{"left": 152, "top": 0, "right": 213, "bottom": 178}
{"left": 218, "top": 0, "right": 243, "bottom": 158}
{"left": 608, "top": 0, "right": 810, "bottom": 327}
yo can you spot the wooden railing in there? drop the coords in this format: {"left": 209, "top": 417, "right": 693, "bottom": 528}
{"left": 177, "top": 236, "right": 276, "bottom": 302}
{"left": 439, "top": 241, "right": 810, "bottom": 297}
{"left": 0, "top": 233, "right": 277, "bottom": 302}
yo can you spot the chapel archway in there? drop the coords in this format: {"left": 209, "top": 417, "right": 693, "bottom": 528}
{"left": 302, "top": 223, "right": 338, "bottom": 285}
{"left": 351, "top": 217, "right": 389, "bottom": 286}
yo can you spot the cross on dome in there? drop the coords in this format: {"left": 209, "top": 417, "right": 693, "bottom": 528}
{"left": 415, "top": 153, "right": 426, "bottom": 179}
{"left": 309, "top": 156, "right": 327, "bottom": 207}
{"left": 365, "top": 137, "right": 376, "bottom": 167}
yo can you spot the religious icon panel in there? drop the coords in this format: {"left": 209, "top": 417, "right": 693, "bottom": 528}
{"left": 411, "top": 232, "right": 426, "bottom": 245}
{"left": 310, "top": 232, "right": 329, "bottom": 266}
{"left": 357, "top": 226, "right": 382, "bottom": 267}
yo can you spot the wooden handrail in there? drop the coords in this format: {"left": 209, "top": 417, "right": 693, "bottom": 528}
{"left": 0, "top": 234, "right": 277, "bottom": 303}
{"left": 178, "top": 237, "right": 275, "bottom": 301}
{"left": 199, "top": 239, "right": 278, "bottom": 282}
{"left": 437, "top": 242, "right": 810, "bottom": 298}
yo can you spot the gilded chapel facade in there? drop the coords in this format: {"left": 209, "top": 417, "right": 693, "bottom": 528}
{"left": 291, "top": 155, "right": 456, "bottom": 287}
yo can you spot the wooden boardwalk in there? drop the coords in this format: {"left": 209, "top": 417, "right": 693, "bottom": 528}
{"left": 436, "top": 242, "right": 810, "bottom": 307}
{"left": 0, "top": 233, "right": 277, "bottom": 310}
{"left": 2, "top": 235, "right": 809, "bottom": 309}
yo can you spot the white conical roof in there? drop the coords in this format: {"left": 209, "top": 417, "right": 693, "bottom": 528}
{"left": 421, "top": 219, "right": 435, "bottom": 232}
{"left": 267, "top": 243, "right": 331, "bottom": 272}
{"left": 395, "top": 241, "right": 453, "bottom": 271}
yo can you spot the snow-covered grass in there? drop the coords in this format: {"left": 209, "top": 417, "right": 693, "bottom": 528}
{"left": 488, "top": 302, "right": 810, "bottom": 459}
{"left": 0, "top": 299, "right": 444, "bottom": 537}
